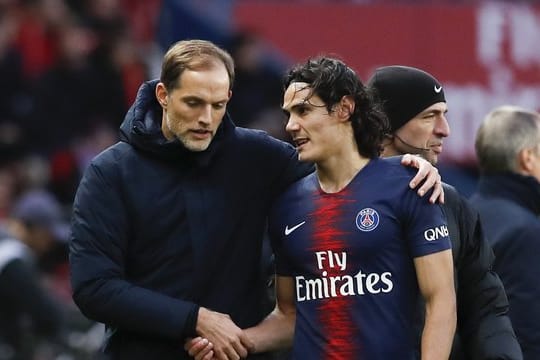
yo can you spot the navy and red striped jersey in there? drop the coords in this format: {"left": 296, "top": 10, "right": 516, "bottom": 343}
{"left": 269, "top": 157, "right": 451, "bottom": 359}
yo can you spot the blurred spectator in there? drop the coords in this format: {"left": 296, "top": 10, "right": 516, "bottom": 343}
{"left": 157, "top": 0, "right": 231, "bottom": 53}
{"left": 0, "top": 168, "right": 18, "bottom": 223}
{"left": 80, "top": 0, "right": 147, "bottom": 106}
{"left": 470, "top": 105, "right": 540, "bottom": 359}
{"left": 0, "top": 189, "right": 68, "bottom": 359}
{"left": 14, "top": 0, "right": 63, "bottom": 80}
{"left": 25, "top": 18, "right": 123, "bottom": 155}
{"left": 0, "top": 6, "right": 25, "bottom": 127}
{"left": 9, "top": 190, "right": 69, "bottom": 260}
{"left": 226, "top": 31, "right": 288, "bottom": 140}
{"left": 49, "top": 123, "right": 117, "bottom": 205}
{"left": 0, "top": 147, "right": 26, "bottom": 223}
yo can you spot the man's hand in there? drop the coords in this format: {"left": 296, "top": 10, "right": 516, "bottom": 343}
{"left": 185, "top": 337, "right": 214, "bottom": 360}
{"left": 194, "top": 307, "right": 254, "bottom": 360}
{"left": 401, "top": 154, "right": 444, "bottom": 204}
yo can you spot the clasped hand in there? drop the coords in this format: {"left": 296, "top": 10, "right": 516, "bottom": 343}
{"left": 185, "top": 307, "right": 253, "bottom": 360}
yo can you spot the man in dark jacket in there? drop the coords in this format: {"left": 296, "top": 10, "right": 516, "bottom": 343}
{"left": 69, "top": 40, "right": 443, "bottom": 360}
{"left": 470, "top": 106, "right": 540, "bottom": 360}
{"left": 369, "top": 66, "right": 523, "bottom": 359}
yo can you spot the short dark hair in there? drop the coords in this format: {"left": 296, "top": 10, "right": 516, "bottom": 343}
{"left": 284, "top": 56, "right": 389, "bottom": 158}
{"left": 160, "top": 39, "right": 235, "bottom": 92}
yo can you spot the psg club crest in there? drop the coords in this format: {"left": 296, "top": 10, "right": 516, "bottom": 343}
{"left": 356, "top": 207, "right": 380, "bottom": 232}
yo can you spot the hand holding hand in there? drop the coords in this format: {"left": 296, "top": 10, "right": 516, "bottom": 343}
{"left": 194, "top": 307, "right": 254, "bottom": 360}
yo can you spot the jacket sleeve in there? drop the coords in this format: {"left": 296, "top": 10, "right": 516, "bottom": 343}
{"left": 269, "top": 140, "right": 314, "bottom": 198}
{"left": 453, "top": 193, "right": 522, "bottom": 359}
{"left": 69, "top": 160, "right": 199, "bottom": 340}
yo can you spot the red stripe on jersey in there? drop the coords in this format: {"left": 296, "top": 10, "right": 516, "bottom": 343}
{"left": 311, "top": 190, "right": 360, "bottom": 359}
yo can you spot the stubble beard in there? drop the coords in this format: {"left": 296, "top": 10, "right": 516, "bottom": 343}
{"left": 165, "top": 116, "right": 212, "bottom": 152}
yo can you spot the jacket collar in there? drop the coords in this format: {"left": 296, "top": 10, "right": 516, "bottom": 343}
{"left": 119, "top": 80, "right": 235, "bottom": 167}
{"left": 477, "top": 172, "right": 540, "bottom": 215}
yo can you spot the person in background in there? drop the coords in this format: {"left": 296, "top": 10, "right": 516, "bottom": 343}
{"left": 470, "top": 106, "right": 540, "bottom": 360}
{"left": 368, "top": 65, "right": 522, "bottom": 359}
{"left": 226, "top": 32, "right": 287, "bottom": 141}
{"left": 0, "top": 190, "right": 68, "bottom": 359}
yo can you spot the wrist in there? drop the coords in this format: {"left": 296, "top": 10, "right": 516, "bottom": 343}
{"left": 195, "top": 307, "right": 210, "bottom": 334}
{"left": 243, "top": 327, "right": 258, "bottom": 354}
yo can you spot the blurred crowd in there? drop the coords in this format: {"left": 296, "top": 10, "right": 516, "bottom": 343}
{"left": 0, "top": 0, "right": 159, "bottom": 203}
{"left": 0, "top": 0, "right": 159, "bottom": 358}
{"left": 0, "top": 0, "right": 291, "bottom": 358}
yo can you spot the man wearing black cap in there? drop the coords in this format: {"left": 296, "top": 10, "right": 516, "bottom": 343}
{"left": 368, "top": 66, "right": 523, "bottom": 359}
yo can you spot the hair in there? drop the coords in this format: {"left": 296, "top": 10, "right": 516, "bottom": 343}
{"left": 475, "top": 105, "right": 540, "bottom": 174}
{"left": 160, "top": 39, "right": 235, "bottom": 92}
{"left": 284, "top": 57, "right": 389, "bottom": 158}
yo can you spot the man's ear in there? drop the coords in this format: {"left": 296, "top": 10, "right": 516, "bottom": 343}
{"left": 156, "top": 83, "right": 168, "bottom": 109}
{"left": 518, "top": 147, "right": 535, "bottom": 174}
{"left": 338, "top": 95, "right": 355, "bottom": 121}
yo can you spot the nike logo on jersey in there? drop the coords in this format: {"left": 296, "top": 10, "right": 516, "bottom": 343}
{"left": 434, "top": 85, "right": 443, "bottom": 93}
{"left": 285, "top": 221, "right": 306, "bottom": 235}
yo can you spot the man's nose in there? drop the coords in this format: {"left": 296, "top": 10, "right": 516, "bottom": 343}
{"left": 285, "top": 116, "right": 299, "bottom": 132}
{"left": 435, "top": 115, "right": 450, "bottom": 138}
{"left": 199, "top": 105, "right": 212, "bottom": 124}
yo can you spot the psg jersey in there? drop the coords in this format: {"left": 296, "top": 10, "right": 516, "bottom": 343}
{"left": 269, "top": 157, "right": 451, "bottom": 359}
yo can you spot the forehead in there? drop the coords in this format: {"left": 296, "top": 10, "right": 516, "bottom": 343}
{"left": 283, "top": 82, "right": 314, "bottom": 109}
{"left": 175, "top": 63, "right": 230, "bottom": 96}
{"left": 419, "top": 102, "right": 448, "bottom": 115}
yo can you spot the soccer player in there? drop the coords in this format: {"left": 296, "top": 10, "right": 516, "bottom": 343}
{"left": 189, "top": 57, "right": 456, "bottom": 359}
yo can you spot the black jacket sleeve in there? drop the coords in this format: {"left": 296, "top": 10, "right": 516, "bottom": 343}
{"left": 444, "top": 185, "right": 522, "bottom": 360}
{"left": 69, "top": 161, "right": 199, "bottom": 340}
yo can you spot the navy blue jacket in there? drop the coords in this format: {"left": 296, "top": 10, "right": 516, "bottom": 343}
{"left": 69, "top": 80, "right": 312, "bottom": 359}
{"left": 470, "top": 173, "right": 540, "bottom": 360}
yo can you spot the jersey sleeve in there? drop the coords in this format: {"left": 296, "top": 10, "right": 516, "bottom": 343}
{"left": 401, "top": 189, "right": 451, "bottom": 258}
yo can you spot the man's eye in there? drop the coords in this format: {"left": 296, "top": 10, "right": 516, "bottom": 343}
{"left": 297, "top": 106, "right": 308, "bottom": 115}
{"left": 213, "top": 103, "right": 225, "bottom": 109}
{"left": 185, "top": 99, "right": 202, "bottom": 107}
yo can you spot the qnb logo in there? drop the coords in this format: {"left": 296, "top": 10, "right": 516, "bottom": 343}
{"left": 424, "top": 225, "right": 449, "bottom": 241}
